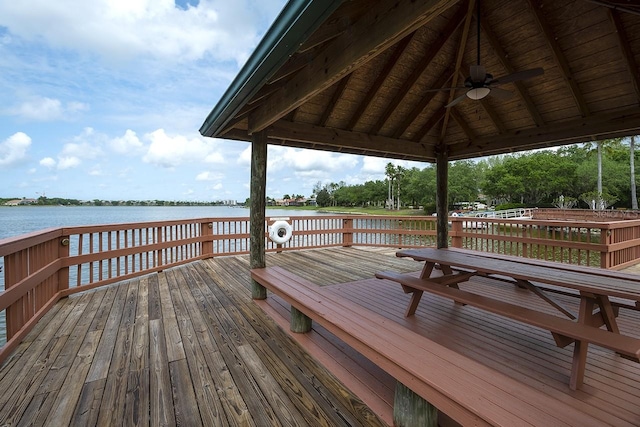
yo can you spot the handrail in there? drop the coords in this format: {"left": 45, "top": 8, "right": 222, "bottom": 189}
{"left": 2, "top": 213, "right": 640, "bottom": 364}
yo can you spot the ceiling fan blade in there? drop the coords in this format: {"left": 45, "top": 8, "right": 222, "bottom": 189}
{"left": 488, "top": 87, "right": 513, "bottom": 100}
{"left": 470, "top": 65, "right": 486, "bottom": 83}
{"left": 490, "top": 67, "right": 544, "bottom": 85}
{"left": 445, "top": 92, "right": 469, "bottom": 108}
{"left": 423, "top": 86, "right": 466, "bottom": 93}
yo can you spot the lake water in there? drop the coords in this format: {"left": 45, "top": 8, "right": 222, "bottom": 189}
{"left": 0, "top": 205, "right": 327, "bottom": 345}
{"left": 0, "top": 205, "right": 323, "bottom": 240}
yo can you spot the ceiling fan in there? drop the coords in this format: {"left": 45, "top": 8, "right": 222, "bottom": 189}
{"left": 441, "top": 0, "right": 544, "bottom": 108}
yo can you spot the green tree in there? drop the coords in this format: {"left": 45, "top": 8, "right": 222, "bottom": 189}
{"left": 316, "top": 189, "right": 331, "bottom": 207}
{"left": 631, "top": 136, "right": 638, "bottom": 209}
{"left": 449, "top": 161, "right": 481, "bottom": 206}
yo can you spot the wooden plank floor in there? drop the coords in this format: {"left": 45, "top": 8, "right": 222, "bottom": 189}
{"left": 256, "top": 248, "right": 640, "bottom": 426}
{"left": 1, "top": 247, "right": 639, "bottom": 426}
{"left": 0, "top": 248, "right": 393, "bottom": 426}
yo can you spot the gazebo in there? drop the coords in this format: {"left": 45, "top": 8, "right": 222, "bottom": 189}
{"left": 199, "top": 0, "right": 640, "bottom": 423}
{"left": 200, "top": 0, "right": 640, "bottom": 273}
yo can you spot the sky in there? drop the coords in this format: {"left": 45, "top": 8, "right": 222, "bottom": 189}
{"left": 0, "top": 0, "right": 427, "bottom": 203}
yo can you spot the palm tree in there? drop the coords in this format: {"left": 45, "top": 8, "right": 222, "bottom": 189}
{"left": 395, "top": 166, "right": 405, "bottom": 210}
{"left": 385, "top": 163, "right": 396, "bottom": 210}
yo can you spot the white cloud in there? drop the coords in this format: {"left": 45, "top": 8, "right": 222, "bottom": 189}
{"left": 39, "top": 157, "right": 56, "bottom": 168}
{"left": 109, "top": 129, "right": 144, "bottom": 155}
{"left": 196, "top": 171, "right": 224, "bottom": 181}
{"left": 61, "top": 141, "right": 102, "bottom": 160}
{"left": 0, "top": 132, "right": 31, "bottom": 166}
{"left": 0, "top": 0, "right": 286, "bottom": 65}
{"left": 57, "top": 156, "right": 81, "bottom": 170}
{"left": 143, "top": 129, "right": 224, "bottom": 168}
{"left": 10, "top": 97, "right": 88, "bottom": 121}
{"left": 89, "top": 165, "right": 103, "bottom": 176}
{"left": 266, "top": 146, "right": 359, "bottom": 173}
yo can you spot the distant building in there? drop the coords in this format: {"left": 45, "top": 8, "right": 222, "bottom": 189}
{"left": 4, "top": 198, "right": 37, "bottom": 206}
{"left": 275, "top": 197, "right": 313, "bottom": 207}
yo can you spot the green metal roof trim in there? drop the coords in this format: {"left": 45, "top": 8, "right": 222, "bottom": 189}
{"left": 199, "top": 0, "right": 344, "bottom": 138}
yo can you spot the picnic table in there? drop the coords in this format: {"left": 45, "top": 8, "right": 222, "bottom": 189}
{"left": 376, "top": 247, "right": 640, "bottom": 390}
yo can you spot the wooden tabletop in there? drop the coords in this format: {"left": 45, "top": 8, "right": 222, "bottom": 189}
{"left": 396, "top": 248, "right": 640, "bottom": 302}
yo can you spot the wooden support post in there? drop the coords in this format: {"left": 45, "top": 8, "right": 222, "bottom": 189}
{"left": 290, "top": 306, "right": 312, "bottom": 333}
{"left": 436, "top": 146, "right": 449, "bottom": 249}
{"left": 393, "top": 381, "right": 438, "bottom": 427}
{"left": 58, "top": 235, "right": 70, "bottom": 291}
{"left": 200, "top": 222, "right": 213, "bottom": 259}
{"left": 570, "top": 295, "right": 595, "bottom": 390}
{"left": 250, "top": 131, "right": 268, "bottom": 300}
{"left": 342, "top": 218, "right": 354, "bottom": 247}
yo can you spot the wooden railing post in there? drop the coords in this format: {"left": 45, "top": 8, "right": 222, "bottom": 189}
{"left": 601, "top": 227, "right": 613, "bottom": 269}
{"left": 343, "top": 218, "right": 353, "bottom": 247}
{"left": 4, "top": 252, "right": 24, "bottom": 340}
{"left": 200, "top": 222, "right": 213, "bottom": 258}
{"left": 450, "top": 218, "right": 463, "bottom": 248}
{"left": 58, "top": 236, "right": 70, "bottom": 291}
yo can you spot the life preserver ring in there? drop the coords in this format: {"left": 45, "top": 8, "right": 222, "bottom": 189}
{"left": 269, "top": 220, "right": 293, "bottom": 244}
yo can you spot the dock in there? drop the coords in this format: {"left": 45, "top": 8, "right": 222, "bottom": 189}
{"left": 1, "top": 247, "right": 639, "bottom": 425}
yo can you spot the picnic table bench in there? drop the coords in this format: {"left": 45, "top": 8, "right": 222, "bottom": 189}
{"left": 375, "top": 247, "right": 640, "bottom": 390}
{"left": 251, "top": 266, "right": 604, "bottom": 427}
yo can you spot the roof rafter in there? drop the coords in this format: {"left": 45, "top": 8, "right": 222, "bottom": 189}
{"left": 248, "top": 0, "right": 460, "bottom": 134}
{"left": 297, "top": 1, "right": 370, "bottom": 53}
{"left": 450, "top": 109, "right": 476, "bottom": 141}
{"left": 369, "top": 1, "right": 469, "bottom": 135}
{"left": 448, "top": 106, "right": 640, "bottom": 159}
{"left": 441, "top": 0, "right": 476, "bottom": 141}
{"left": 346, "top": 34, "right": 415, "bottom": 130}
{"left": 319, "top": 74, "right": 353, "bottom": 126}
{"left": 392, "top": 67, "right": 454, "bottom": 138}
{"left": 267, "top": 120, "right": 436, "bottom": 160}
{"left": 414, "top": 107, "right": 446, "bottom": 142}
{"left": 608, "top": 9, "right": 640, "bottom": 104}
{"left": 527, "top": 0, "right": 590, "bottom": 117}
{"left": 479, "top": 10, "right": 545, "bottom": 126}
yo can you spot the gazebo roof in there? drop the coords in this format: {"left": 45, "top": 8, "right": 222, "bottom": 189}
{"left": 200, "top": 0, "right": 640, "bottom": 162}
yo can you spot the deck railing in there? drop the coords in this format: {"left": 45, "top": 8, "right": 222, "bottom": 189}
{"left": 2, "top": 214, "right": 640, "bottom": 363}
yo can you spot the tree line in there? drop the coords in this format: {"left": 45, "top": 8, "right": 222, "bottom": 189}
{"left": 311, "top": 138, "right": 640, "bottom": 212}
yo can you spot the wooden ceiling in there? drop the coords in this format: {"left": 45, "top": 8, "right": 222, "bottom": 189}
{"left": 200, "top": 0, "right": 640, "bottom": 162}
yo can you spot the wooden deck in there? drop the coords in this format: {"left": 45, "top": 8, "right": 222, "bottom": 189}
{"left": 1, "top": 247, "right": 639, "bottom": 426}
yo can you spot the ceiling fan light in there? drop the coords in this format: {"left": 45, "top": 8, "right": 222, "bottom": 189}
{"left": 466, "top": 87, "right": 490, "bottom": 100}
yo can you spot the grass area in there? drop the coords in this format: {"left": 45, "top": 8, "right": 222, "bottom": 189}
{"left": 268, "top": 205, "right": 428, "bottom": 216}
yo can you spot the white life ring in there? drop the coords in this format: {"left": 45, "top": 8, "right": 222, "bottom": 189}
{"left": 269, "top": 220, "right": 293, "bottom": 244}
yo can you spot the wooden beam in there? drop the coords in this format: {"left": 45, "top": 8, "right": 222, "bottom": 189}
{"left": 347, "top": 34, "right": 415, "bottom": 130}
{"left": 414, "top": 108, "right": 446, "bottom": 142}
{"left": 250, "top": 131, "right": 268, "bottom": 299}
{"left": 266, "top": 51, "right": 318, "bottom": 85}
{"left": 370, "top": 2, "right": 468, "bottom": 134}
{"left": 267, "top": 120, "right": 436, "bottom": 160}
{"left": 319, "top": 74, "right": 353, "bottom": 126}
{"left": 448, "top": 107, "right": 640, "bottom": 159}
{"left": 527, "top": 0, "right": 590, "bottom": 117}
{"left": 608, "top": 9, "right": 640, "bottom": 105}
{"left": 297, "top": 1, "right": 370, "bottom": 53}
{"left": 392, "top": 68, "right": 454, "bottom": 138}
{"left": 436, "top": 146, "right": 449, "bottom": 249}
{"left": 248, "top": 0, "right": 460, "bottom": 134}
{"left": 450, "top": 109, "right": 476, "bottom": 141}
{"left": 479, "top": 12, "right": 545, "bottom": 126}
{"left": 441, "top": 0, "right": 476, "bottom": 141}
